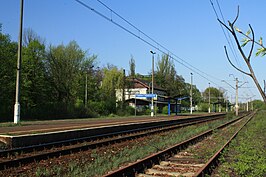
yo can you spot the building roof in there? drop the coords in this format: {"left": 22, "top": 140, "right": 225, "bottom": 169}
{"left": 128, "top": 78, "right": 166, "bottom": 91}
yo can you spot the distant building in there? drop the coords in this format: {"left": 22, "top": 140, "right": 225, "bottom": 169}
{"left": 116, "top": 78, "right": 180, "bottom": 113}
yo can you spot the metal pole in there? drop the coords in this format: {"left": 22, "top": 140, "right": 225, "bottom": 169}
{"left": 14, "top": 0, "right": 24, "bottom": 124}
{"left": 208, "top": 83, "right": 210, "bottom": 113}
{"left": 135, "top": 95, "right": 137, "bottom": 116}
{"left": 219, "top": 91, "right": 221, "bottom": 113}
{"left": 226, "top": 96, "right": 228, "bottom": 112}
{"left": 85, "top": 73, "right": 88, "bottom": 107}
{"left": 246, "top": 100, "right": 249, "bottom": 112}
{"left": 150, "top": 51, "right": 155, "bottom": 117}
{"left": 235, "top": 78, "right": 239, "bottom": 116}
{"left": 190, "top": 73, "right": 193, "bottom": 114}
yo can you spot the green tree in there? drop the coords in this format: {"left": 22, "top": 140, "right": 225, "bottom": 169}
{"left": 80, "top": 54, "right": 100, "bottom": 103}
{"left": 23, "top": 28, "right": 45, "bottom": 47}
{"left": 45, "top": 41, "right": 85, "bottom": 105}
{"left": 129, "top": 55, "right": 135, "bottom": 78}
{"left": 202, "top": 87, "right": 225, "bottom": 109}
{"left": 155, "top": 54, "right": 185, "bottom": 96}
{"left": 181, "top": 83, "right": 202, "bottom": 107}
{"left": 0, "top": 33, "right": 17, "bottom": 120}
{"left": 20, "top": 39, "right": 49, "bottom": 118}
{"left": 100, "top": 65, "right": 124, "bottom": 115}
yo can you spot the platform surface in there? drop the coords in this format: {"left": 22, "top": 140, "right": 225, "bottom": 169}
{"left": 0, "top": 113, "right": 214, "bottom": 136}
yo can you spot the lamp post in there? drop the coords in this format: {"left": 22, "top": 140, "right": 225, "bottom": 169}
{"left": 85, "top": 73, "right": 88, "bottom": 107}
{"left": 150, "top": 50, "right": 156, "bottom": 117}
{"left": 208, "top": 83, "right": 211, "bottom": 113}
{"left": 190, "top": 73, "right": 193, "bottom": 114}
{"left": 14, "top": 0, "right": 24, "bottom": 124}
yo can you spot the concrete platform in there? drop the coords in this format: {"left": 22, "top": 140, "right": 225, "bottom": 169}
{"left": 0, "top": 113, "right": 224, "bottom": 148}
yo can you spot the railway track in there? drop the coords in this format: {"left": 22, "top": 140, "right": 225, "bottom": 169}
{"left": 104, "top": 111, "right": 256, "bottom": 177}
{"left": 0, "top": 114, "right": 225, "bottom": 170}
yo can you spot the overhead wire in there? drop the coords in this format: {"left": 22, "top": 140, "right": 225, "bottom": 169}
{"left": 214, "top": 0, "right": 255, "bottom": 99}
{"left": 74, "top": 0, "right": 238, "bottom": 101}
{"left": 95, "top": 0, "right": 225, "bottom": 85}
{"left": 75, "top": 0, "right": 228, "bottom": 90}
{"left": 210, "top": 0, "right": 255, "bottom": 99}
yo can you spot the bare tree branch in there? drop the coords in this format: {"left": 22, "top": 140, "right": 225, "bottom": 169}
{"left": 218, "top": 19, "right": 232, "bottom": 33}
{"left": 224, "top": 46, "right": 251, "bottom": 76}
{"left": 218, "top": 7, "right": 266, "bottom": 103}
{"left": 232, "top": 6, "right": 240, "bottom": 25}
{"left": 247, "top": 24, "right": 255, "bottom": 62}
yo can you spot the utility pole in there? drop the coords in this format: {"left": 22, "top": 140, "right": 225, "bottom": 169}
{"left": 235, "top": 78, "right": 239, "bottom": 116}
{"left": 14, "top": 0, "right": 24, "bottom": 124}
{"left": 222, "top": 75, "right": 246, "bottom": 116}
{"left": 122, "top": 69, "right": 125, "bottom": 109}
{"left": 190, "top": 73, "right": 193, "bottom": 114}
{"left": 246, "top": 98, "right": 249, "bottom": 112}
{"left": 150, "top": 50, "right": 156, "bottom": 117}
{"left": 208, "top": 83, "right": 211, "bottom": 113}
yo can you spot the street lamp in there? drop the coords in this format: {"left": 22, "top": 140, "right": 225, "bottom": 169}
{"left": 190, "top": 73, "right": 193, "bottom": 114}
{"left": 208, "top": 83, "right": 211, "bottom": 113}
{"left": 14, "top": 0, "right": 24, "bottom": 124}
{"left": 150, "top": 50, "right": 156, "bottom": 117}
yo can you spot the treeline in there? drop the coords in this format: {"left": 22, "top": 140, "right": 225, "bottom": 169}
{"left": 0, "top": 29, "right": 209, "bottom": 121}
{"left": 1, "top": 30, "right": 125, "bottom": 121}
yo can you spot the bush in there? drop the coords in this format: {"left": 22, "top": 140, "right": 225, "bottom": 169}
{"left": 162, "top": 106, "right": 168, "bottom": 114}
{"left": 197, "top": 103, "right": 209, "bottom": 112}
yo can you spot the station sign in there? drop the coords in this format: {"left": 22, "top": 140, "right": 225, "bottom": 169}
{"left": 135, "top": 94, "right": 157, "bottom": 99}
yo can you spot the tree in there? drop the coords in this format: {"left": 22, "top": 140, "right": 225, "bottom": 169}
{"left": 80, "top": 54, "right": 99, "bottom": 103}
{"left": 23, "top": 28, "right": 45, "bottom": 47}
{"left": 20, "top": 39, "right": 49, "bottom": 117}
{"left": 218, "top": 7, "right": 266, "bottom": 103}
{"left": 129, "top": 55, "right": 135, "bottom": 78}
{"left": 0, "top": 33, "right": 17, "bottom": 120}
{"left": 202, "top": 87, "right": 224, "bottom": 104}
{"left": 100, "top": 65, "right": 124, "bottom": 115}
{"left": 155, "top": 54, "right": 185, "bottom": 96}
{"left": 45, "top": 41, "right": 86, "bottom": 105}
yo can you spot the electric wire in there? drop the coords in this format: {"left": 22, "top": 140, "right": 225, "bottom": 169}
{"left": 215, "top": 0, "right": 255, "bottom": 98}
{"left": 96, "top": 0, "right": 223, "bottom": 84}
{"left": 210, "top": 0, "right": 255, "bottom": 99}
{"left": 75, "top": 0, "right": 227, "bottom": 89}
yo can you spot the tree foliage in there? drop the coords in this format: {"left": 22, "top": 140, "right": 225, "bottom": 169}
{"left": 1, "top": 29, "right": 218, "bottom": 120}
{"left": 46, "top": 41, "right": 85, "bottom": 104}
{"left": 0, "top": 33, "right": 17, "bottom": 118}
{"left": 155, "top": 54, "right": 185, "bottom": 96}
{"left": 202, "top": 87, "right": 225, "bottom": 103}
{"left": 129, "top": 55, "right": 135, "bottom": 78}
{"left": 100, "top": 65, "right": 124, "bottom": 115}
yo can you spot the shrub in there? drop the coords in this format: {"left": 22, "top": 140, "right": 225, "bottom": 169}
{"left": 162, "top": 106, "right": 168, "bottom": 114}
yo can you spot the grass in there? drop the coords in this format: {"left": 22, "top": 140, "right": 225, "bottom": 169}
{"left": 0, "top": 122, "right": 23, "bottom": 127}
{"left": 216, "top": 110, "right": 266, "bottom": 176}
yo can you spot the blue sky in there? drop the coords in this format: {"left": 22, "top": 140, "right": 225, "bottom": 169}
{"left": 1, "top": 0, "right": 265, "bottom": 102}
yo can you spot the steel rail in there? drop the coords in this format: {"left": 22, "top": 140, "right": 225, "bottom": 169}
{"left": 194, "top": 110, "right": 256, "bottom": 176}
{"left": 103, "top": 112, "right": 252, "bottom": 177}
{"left": 0, "top": 114, "right": 225, "bottom": 170}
